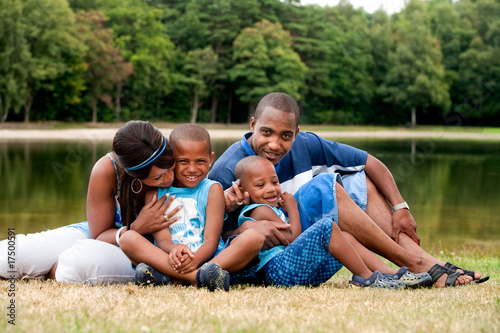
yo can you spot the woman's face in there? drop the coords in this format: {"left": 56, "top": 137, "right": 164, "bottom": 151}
{"left": 141, "top": 164, "right": 175, "bottom": 188}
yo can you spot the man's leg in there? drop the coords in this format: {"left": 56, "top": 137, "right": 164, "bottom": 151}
{"left": 335, "top": 181, "right": 471, "bottom": 287}
{"left": 364, "top": 176, "right": 482, "bottom": 280}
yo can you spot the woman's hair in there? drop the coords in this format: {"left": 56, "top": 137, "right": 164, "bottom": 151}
{"left": 112, "top": 120, "right": 174, "bottom": 228}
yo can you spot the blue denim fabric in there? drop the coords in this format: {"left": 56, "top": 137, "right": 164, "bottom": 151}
{"left": 262, "top": 218, "right": 343, "bottom": 287}
{"left": 341, "top": 170, "right": 368, "bottom": 211}
{"left": 294, "top": 173, "right": 343, "bottom": 231}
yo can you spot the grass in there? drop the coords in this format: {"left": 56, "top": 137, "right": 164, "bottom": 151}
{"left": 1, "top": 247, "right": 498, "bottom": 333}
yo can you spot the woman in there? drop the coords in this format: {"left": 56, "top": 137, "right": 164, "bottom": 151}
{"left": 0, "top": 120, "right": 181, "bottom": 284}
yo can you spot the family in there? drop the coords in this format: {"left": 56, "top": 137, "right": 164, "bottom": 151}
{"left": 0, "top": 92, "right": 488, "bottom": 291}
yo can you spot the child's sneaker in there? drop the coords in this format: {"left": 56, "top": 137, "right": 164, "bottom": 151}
{"left": 135, "top": 263, "right": 172, "bottom": 286}
{"left": 384, "top": 267, "right": 433, "bottom": 288}
{"left": 195, "top": 263, "right": 230, "bottom": 292}
{"left": 349, "top": 270, "right": 406, "bottom": 290}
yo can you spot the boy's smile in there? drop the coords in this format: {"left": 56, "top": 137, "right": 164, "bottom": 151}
{"left": 173, "top": 139, "right": 214, "bottom": 188}
{"left": 240, "top": 158, "right": 282, "bottom": 207}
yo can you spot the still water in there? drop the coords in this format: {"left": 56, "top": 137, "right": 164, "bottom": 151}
{"left": 1, "top": 137, "right": 499, "bottom": 249}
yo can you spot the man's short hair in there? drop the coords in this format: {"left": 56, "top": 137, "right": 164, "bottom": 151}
{"left": 254, "top": 92, "right": 300, "bottom": 127}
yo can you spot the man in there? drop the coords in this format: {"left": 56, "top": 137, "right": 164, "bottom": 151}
{"left": 208, "top": 92, "right": 487, "bottom": 287}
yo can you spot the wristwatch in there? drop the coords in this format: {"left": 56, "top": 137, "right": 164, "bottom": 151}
{"left": 392, "top": 202, "right": 409, "bottom": 213}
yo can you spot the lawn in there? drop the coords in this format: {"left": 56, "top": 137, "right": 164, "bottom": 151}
{"left": 1, "top": 247, "right": 498, "bottom": 333}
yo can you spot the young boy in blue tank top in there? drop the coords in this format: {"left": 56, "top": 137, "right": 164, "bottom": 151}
{"left": 120, "top": 124, "right": 264, "bottom": 291}
{"left": 235, "top": 156, "right": 432, "bottom": 289}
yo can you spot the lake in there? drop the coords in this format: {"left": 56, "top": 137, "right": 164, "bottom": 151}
{"left": 1, "top": 136, "right": 499, "bottom": 250}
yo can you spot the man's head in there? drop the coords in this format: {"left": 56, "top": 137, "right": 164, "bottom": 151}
{"left": 235, "top": 156, "right": 281, "bottom": 206}
{"left": 249, "top": 93, "right": 300, "bottom": 166}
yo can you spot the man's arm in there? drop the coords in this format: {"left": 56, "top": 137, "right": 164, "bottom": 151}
{"left": 363, "top": 154, "right": 420, "bottom": 245}
{"left": 223, "top": 219, "right": 291, "bottom": 250}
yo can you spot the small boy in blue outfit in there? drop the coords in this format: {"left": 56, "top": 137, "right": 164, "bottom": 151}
{"left": 235, "top": 155, "right": 432, "bottom": 289}
{"left": 120, "top": 124, "right": 264, "bottom": 291}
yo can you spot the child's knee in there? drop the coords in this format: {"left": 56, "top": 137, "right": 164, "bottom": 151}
{"left": 240, "top": 229, "right": 265, "bottom": 251}
{"left": 118, "top": 230, "right": 140, "bottom": 252}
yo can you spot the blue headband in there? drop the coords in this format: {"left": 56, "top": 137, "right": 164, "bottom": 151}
{"left": 126, "top": 138, "right": 167, "bottom": 171}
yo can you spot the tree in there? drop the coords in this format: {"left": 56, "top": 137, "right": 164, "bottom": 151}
{"left": 97, "top": 0, "right": 176, "bottom": 119}
{"left": 230, "top": 19, "right": 307, "bottom": 117}
{"left": 182, "top": 47, "right": 219, "bottom": 123}
{"left": 366, "top": 9, "right": 395, "bottom": 124}
{"left": 20, "top": 0, "right": 86, "bottom": 123}
{"left": 76, "top": 10, "right": 133, "bottom": 123}
{"left": 0, "top": 0, "right": 29, "bottom": 122}
{"left": 378, "top": 0, "right": 450, "bottom": 127}
{"left": 451, "top": 0, "right": 500, "bottom": 125}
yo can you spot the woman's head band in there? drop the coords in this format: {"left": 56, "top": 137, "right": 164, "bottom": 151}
{"left": 126, "top": 137, "right": 167, "bottom": 171}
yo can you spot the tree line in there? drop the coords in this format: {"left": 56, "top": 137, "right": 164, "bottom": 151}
{"left": 1, "top": 0, "right": 499, "bottom": 126}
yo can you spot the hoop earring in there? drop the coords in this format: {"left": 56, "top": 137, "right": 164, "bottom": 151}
{"left": 131, "top": 178, "right": 143, "bottom": 194}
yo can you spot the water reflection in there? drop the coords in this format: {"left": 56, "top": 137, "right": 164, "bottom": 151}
{"left": 1, "top": 138, "right": 499, "bottom": 248}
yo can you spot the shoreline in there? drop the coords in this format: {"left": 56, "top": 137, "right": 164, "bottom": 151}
{"left": 1, "top": 128, "right": 500, "bottom": 141}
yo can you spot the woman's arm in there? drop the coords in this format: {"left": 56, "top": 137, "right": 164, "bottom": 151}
{"left": 87, "top": 156, "right": 121, "bottom": 242}
{"left": 131, "top": 190, "right": 181, "bottom": 236}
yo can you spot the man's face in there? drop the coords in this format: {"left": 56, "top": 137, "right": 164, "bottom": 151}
{"left": 248, "top": 106, "right": 299, "bottom": 166}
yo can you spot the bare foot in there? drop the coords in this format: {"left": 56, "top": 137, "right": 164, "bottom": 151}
{"left": 433, "top": 271, "right": 472, "bottom": 288}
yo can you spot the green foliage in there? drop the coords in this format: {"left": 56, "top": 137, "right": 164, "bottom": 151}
{"left": 76, "top": 10, "right": 133, "bottom": 122}
{"left": 0, "top": 0, "right": 87, "bottom": 122}
{"left": 378, "top": 0, "right": 450, "bottom": 127}
{"left": 230, "top": 19, "right": 307, "bottom": 116}
{"left": 96, "top": 0, "right": 177, "bottom": 120}
{"left": 2, "top": 0, "right": 500, "bottom": 125}
{"left": 0, "top": 0, "right": 29, "bottom": 122}
{"left": 183, "top": 46, "right": 220, "bottom": 123}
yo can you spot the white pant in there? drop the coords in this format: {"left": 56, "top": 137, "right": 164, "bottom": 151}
{"left": 56, "top": 239, "right": 134, "bottom": 285}
{"left": 0, "top": 227, "right": 134, "bottom": 284}
{"left": 0, "top": 227, "right": 87, "bottom": 279}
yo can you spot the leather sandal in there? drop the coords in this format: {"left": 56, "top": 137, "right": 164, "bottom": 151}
{"left": 444, "top": 262, "right": 490, "bottom": 284}
{"left": 427, "top": 264, "right": 470, "bottom": 287}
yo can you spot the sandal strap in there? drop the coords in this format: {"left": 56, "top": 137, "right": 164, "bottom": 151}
{"left": 444, "top": 262, "right": 475, "bottom": 279}
{"left": 427, "top": 264, "right": 462, "bottom": 287}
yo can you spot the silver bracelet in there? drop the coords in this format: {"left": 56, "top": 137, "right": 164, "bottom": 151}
{"left": 115, "top": 226, "right": 126, "bottom": 247}
{"left": 392, "top": 202, "right": 410, "bottom": 213}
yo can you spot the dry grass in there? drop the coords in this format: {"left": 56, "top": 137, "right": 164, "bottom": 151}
{"left": 1, "top": 252, "right": 499, "bottom": 333}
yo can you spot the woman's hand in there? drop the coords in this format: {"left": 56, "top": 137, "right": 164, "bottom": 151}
{"left": 131, "top": 193, "right": 181, "bottom": 235}
{"left": 224, "top": 179, "right": 250, "bottom": 213}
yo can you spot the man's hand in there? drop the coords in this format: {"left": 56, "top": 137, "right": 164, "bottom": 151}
{"left": 224, "top": 179, "right": 250, "bottom": 213}
{"left": 391, "top": 209, "right": 420, "bottom": 245}
{"left": 238, "top": 220, "right": 291, "bottom": 249}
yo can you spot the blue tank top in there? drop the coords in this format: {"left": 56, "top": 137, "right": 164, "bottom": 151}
{"left": 107, "top": 153, "right": 123, "bottom": 228}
